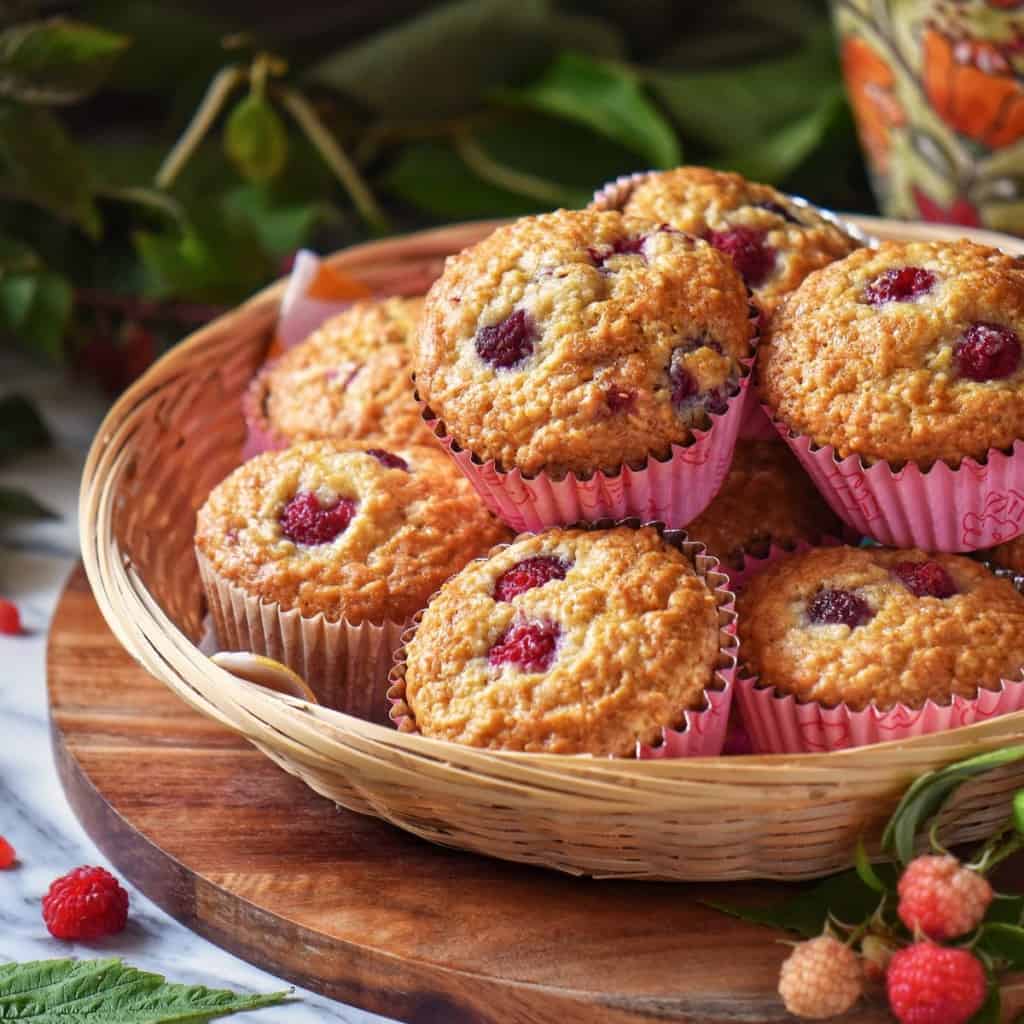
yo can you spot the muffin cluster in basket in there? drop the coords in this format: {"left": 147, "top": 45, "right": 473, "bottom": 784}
{"left": 194, "top": 164, "right": 1024, "bottom": 758}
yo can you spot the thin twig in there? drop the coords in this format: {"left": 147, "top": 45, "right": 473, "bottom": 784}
{"left": 94, "top": 185, "right": 186, "bottom": 229}
{"left": 277, "top": 85, "right": 387, "bottom": 232}
{"left": 155, "top": 65, "right": 245, "bottom": 190}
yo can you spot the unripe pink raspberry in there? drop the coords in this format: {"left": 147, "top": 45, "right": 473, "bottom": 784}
{"left": 778, "top": 935, "right": 863, "bottom": 1019}
{"left": 861, "top": 934, "right": 896, "bottom": 983}
{"left": 897, "top": 854, "right": 992, "bottom": 940}
{"left": 887, "top": 942, "right": 987, "bottom": 1024}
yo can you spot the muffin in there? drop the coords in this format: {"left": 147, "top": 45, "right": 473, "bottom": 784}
{"left": 986, "top": 534, "right": 1024, "bottom": 577}
{"left": 243, "top": 297, "right": 434, "bottom": 456}
{"left": 415, "top": 208, "right": 755, "bottom": 531}
{"left": 759, "top": 239, "right": 1024, "bottom": 551}
{"left": 389, "top": 526, "right": 736, "bottom": 757}
{"left": 736, "top": 545, "right": 1024, "bottom": 751}
{"left": 685, "top": 441, "right": 843, "bottom": 577}
{"left": 195, "top": 440, "right": 511, "bottom": 718}
{"left": 592, "top": 166, "right": 861, "bottom": 321}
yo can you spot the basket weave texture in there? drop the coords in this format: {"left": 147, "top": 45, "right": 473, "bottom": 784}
{"left": 80, "top": 215, "right": 1024, "bottom": 881}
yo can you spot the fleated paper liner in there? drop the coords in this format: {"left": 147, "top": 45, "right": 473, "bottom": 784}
{"left": 386, "top": 520, "right": 739, "bottom": 759}
{"left": 197, "top": 551, "right": 406, "bottom": 723}
{"left": 768, "top": 407, "right": 1024, "bottom": 552}
{"left": 723, "top": 536, "right": 846, "bottom": 593}
{"left": 737, "top": 396, "right": 780, "bottom": 441}
{"left": 736, "top": 669, "right": 1024, "bottom": 754}
{"left": 240, "top": 362, "right": 290, "bottom": 462}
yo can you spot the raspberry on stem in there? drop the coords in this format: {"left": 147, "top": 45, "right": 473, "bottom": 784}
{"left": 778, "top": 935, "right": 863, "bottom": 1019}
{"left": 887, "top": 943, "right": 987, "bottom": 1024}
{"left": 897, "top": 854, "right": 992, "bottom": 940}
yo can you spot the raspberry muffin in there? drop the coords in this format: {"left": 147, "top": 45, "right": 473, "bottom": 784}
{"left": 415, "top": 208, "right": 755, "bottom": 531}
{"left": 736, "top": 545, "right": 1024, "bottom": 751}
{"left": 685, "top": 441, "right": 843, "bottom": 578}
{"left": 244, "top": 297, "right": 433, "bottom": 456}
{"left": 592, "top": 166, "right": 861, "bottom": 321}
{"left": 389, "top": 525, "right": 737, "bottom": 757}
{"left": 759, "top": 239, "right": 1024, "bottom": 550}
{"left": 195, "top": 440, "right": 510, "bottom": 718}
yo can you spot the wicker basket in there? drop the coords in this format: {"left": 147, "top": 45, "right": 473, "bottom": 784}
{"left": 80, "top": 215, "right": 1024, "bottom": 882}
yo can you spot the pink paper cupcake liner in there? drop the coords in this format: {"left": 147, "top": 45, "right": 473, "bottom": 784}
{"left": 722, "top": 536, "right": 846, "bottom": 593}
{"left": 386, "top": 520, "right": 738, "bottom": 758}
{"left": 737, "top": 394, "right": 780, "bottom": 441}
{"left": 735, "top": 668, "right": 1024, "bottom": 755}
{"left": 240, "top": 363, "right": 291, "bottom": 461}
{"left": 197, "top": 551, "right": 406, "bottom": 723}
{"left": 414, "top": 356, "right": 754, "bottom": 534}
{"left": 770, "top": 408, "right": 1024, "bottom": 552}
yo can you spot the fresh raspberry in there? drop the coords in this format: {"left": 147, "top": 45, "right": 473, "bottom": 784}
{"left": 604, "top": 387, "right": 635, "bottom": 414}
{"left": 754, "top": 200, "right": 803, "bottom": 225}
{"left": 860, "top": 935, "right": 895, "bottom": 983}
{"left": 0, "top": 836, "right": 15, "bottom": 869}
{"left": 807, "top": 588, "right": 873, "bottom": 628}
{"left": 488, "top": 619, "right": 560, "bottom": 672}
{"left": 893, "top": 562, "right": 957, "bottom": 599}
{"left": 897, "top": 854, "right": 992, "bottom": 940}
{"left": 887, "top": 943, "right": 987, "bottom": 1024}
{"left": 864, "top": 267, "right": 936, "bottom": 305}
{"left": 706, "top": 227, "right": 776, "bottom": 286}
{"left": 42, "top": 866, "right": 129, "bottom": 940}
{"left": 954, "top": 322, "right": 1021, "bottom": 381}
{"left": 588, "top": 235, "right": 646, "bottom": 268}
{"left": 366, "top": 448, "right": 408, "bottom": 471}
{"left": 778, "top": 935, "right": 863, "bottom": 1019}
{"left": 280, "top": 492, "right": 356, "bottom": 545}
{"left": 0, "top": 598, "right": 21, "bottom": 635}
{"left": 475, "top": 308, "right": 535, "bottom": 369}
{"left": 494, "top": 556, "right": 569, "bottom": 602}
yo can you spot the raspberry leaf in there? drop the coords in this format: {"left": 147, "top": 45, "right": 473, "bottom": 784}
{"left": 976, "top": 923, "right": 1024, "bottom": 971}
{"left": 0, "top": 958, "right": 288, "bottom": 1021}
{"left": 853, "top": 836, "right": 888, "bottom": 894}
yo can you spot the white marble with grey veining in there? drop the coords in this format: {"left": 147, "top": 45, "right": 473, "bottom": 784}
{"left": 0, "top": 352, "right": 396, "bottom": 1023}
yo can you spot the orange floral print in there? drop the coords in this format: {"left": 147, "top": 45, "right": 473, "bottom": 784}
{"left": 842, "top": 36, "right": 905, "bottom": 173}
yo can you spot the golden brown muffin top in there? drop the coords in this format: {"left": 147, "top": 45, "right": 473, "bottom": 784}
{"left": 686, "top": 441, "right": 843, "bottom": 568}
{"left": 415, "top": 208, "right": 753, "bottom": 478}
{"left": 760, "top": 240, "right": 1024, "bottom": 466}
{"left": 252, "top": 297, "right": 434, "bottom": 448}
{"left": 738, "top": 545, "right": 1024, "bottom": 710}
{"left": 402, "top": 526, "right": 724, "bottom": 755}
{"left": 195, "top": 440, "right": 511, "bottom": 623}
{"left": 603, "top": 166, "right": 860, "bottom": 320}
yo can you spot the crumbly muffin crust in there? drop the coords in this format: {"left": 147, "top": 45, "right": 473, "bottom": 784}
{"left": 686, "top": 441, "right": 843, "bottom": 568}
{"left": 415, "top": 208, "right": 753, "bottom": 478}
{"left": 738, "top": 545, "right": 1024, "bottom": 710}
{"left": 608, "top": 167, "right": 860, "bottom": 319}
{"left": 195, "top": 440, "right": 510, "bottom": 623}
{"left": 760, "top": 240, "right": 1024, "bottom": 466}
{"left": 403, "top": 526, "right": 723, "bottom": 754}
{"left": 252, "top": 297, "right": 434, "bottom": 447}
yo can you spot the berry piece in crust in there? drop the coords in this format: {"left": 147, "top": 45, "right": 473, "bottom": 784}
{"left": 415, "top": 208, "right": 753, "bottom": 479}
{"left": 601, "top": 166, "right": 860, "bottom": 321}
{"left": 737, "top": 545, "right": 1024, "bottom": 710}
{"left": 402, "top": 526, "right": 723, "bottom": 755}
{"left": 759, "top": 239, "right": 1024, "bottom": 467}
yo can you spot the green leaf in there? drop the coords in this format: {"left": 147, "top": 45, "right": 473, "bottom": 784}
{"left": 986, "top": 894, "right": 1024, "bottom": 925}
{"left": 0, "top": 17, "right": 129, "bottom": 105}
{"left": 977, "top": 923, "right": 1024, "bottom": 970}
{"left": 221, "top": 186, "right": 328, "bottom": 259}
{"left": 882, "top": 745, "right": 1024, "bottom": 866}
{"left": 0, "top": 486, "right": 57, "bottom": 520}
{"left": 0, "top": 234, "right": 40, "bottom": 274}
{"left": 1013, "top": 790, "right": 1024, "bottom": 836}
{"left": 705, "top": 866, "right": 893, "bottom": 939}
{"left": 499, "top": 52, "right": 680, "bottom": 169}
{"left": 0, "top": 271, "right": 73, "bottom": 361}
{"left": 0, "top": 957, "right": 287, "bottom": 1021}
{"left": 0, "top": 393, "right": 51, "bottom": 458}
{"left": 0, "top": 102, "right": 99, "bottom": 235}
{"left": 853, "top": 837, "right": 887, "bottom": 894}
{"left": 224, "top": 94, "right": 289, "bottom": 185}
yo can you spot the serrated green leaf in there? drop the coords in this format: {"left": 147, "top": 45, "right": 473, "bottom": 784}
{"left": 0, "top": 957, "right": 287, "bottom": 1021}
{"left": 0, "top": 486, "right": 56, "bottom": 520}
{"left": 224, "top": 94, "right": 288, "bottom": 185}
{"left": 853, "top": 836, "right": 887, "bottom": 894}
{"left": 0, "top": 17, "right": 128, "bottom": 105}
{"left": 976, "top": 923, "right": 1024, "bottom": 970}
{"left": 0, "top": 102, "right": 99, "bottom": 235}
{"left": 882, "top": 745, "right": 1024, "bottom": 865}
{"left": 0, "top": 271, "right": 72, "bottom": 361}
{"left": 499, "top": 52, "right": 680, "bottom": 169}
{"left": 0, "top": 393, "right": 51, "bottom": 459}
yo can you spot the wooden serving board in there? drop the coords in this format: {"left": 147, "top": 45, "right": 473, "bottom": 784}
{"left": 48, "top": 566, "right": 1021, "bottom": 1024}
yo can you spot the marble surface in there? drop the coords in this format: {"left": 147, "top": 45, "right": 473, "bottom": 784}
{"left": 0, "top": 353, "right": 395, "bottom": 1023}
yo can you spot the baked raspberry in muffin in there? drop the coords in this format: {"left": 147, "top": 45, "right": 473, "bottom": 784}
{"left": 391, "top": 526, "right": 735, "bottom": 756}
{"left": 686, "top": 441, "right": 842, "bottom": 571}
{"left": 593, "top": 167, "right": 860, "bottom": 320}
{"left": 416, "top": 208, "right": 753, "bottom": 479}
{"left": 195, "top": 440, "right": 510, "bottom": 716}
{"left": 244, "top": 296, "right": 434, "bottom": 454}
{"left": 738, "top": 545, "right": 1024, "bottom": 713}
